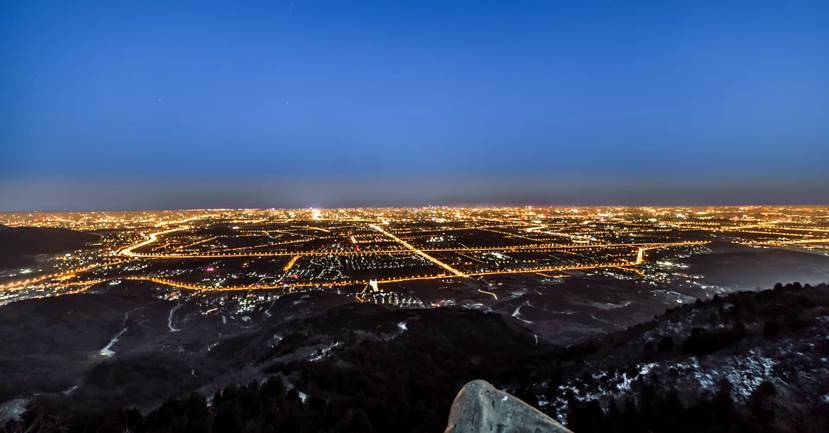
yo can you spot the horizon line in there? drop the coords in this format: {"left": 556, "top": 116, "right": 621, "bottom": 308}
{"left": 3, "top": 203, "right": 829, "bottom": 213}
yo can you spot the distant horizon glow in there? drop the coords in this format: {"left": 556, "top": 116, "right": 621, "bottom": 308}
{"left": 2, "top": 0, "right": 828, "bottom": 210}
{"left": 2, "top": 176, "right": 827, "bottom": 212}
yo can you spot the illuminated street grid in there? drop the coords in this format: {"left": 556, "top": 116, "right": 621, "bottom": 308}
{"left": 1, "top": 207, "right": 828, "bottom": 304}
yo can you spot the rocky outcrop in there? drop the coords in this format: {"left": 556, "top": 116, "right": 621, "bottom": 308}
{"left": 444, "top": 380, "right": 572, "bottom": 433}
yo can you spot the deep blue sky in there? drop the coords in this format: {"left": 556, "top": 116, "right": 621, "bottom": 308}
{"left": 2, "top": 0, "right": 828, "bottom": 210}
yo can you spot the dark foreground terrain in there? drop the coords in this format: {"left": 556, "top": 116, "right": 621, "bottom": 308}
{"left": 0, "top": 225, "right": 97, "bottom": 270}
{"left": 1, "top": 282, "right": 827, "bottom": 433}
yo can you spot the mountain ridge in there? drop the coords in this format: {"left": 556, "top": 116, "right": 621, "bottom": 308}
{"left": 2, "top": 282, "right": 827, "bottom": 432}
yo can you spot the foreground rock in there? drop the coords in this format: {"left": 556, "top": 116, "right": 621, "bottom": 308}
{"left": 445, "top": 380, "right": 572, "bottom": 433}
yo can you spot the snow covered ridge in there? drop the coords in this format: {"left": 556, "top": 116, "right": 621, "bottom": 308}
{"left": 538, "top": 283, "right": 829, "bottom": 428}
{"left": 308, "top": 341, "right": 341, "bottom": 362}
{"left": 0, "top": 399, "right": 29, "bottom": 424}
{"left": 549, "top": 361, "right": 658, "bottom": 423}
{"left": 669, "top": 352, "right": 776, "bottom": 401}
{"left": 549, "top": 353, "right": 776, "bottom": 422}
{"left": 546, "top": 343, "right": 826, "bottom": 427}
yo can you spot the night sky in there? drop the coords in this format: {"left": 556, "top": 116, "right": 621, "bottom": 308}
{"left": 2, "top": 1, "right": 828, "bottom": 210}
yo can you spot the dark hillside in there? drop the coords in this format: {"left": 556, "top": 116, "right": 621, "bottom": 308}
{"left": 0, "top": 225, "right": 98, "bottom": 269}
{"left": 6, "top": 283, "right": 829, "bottom": 433}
